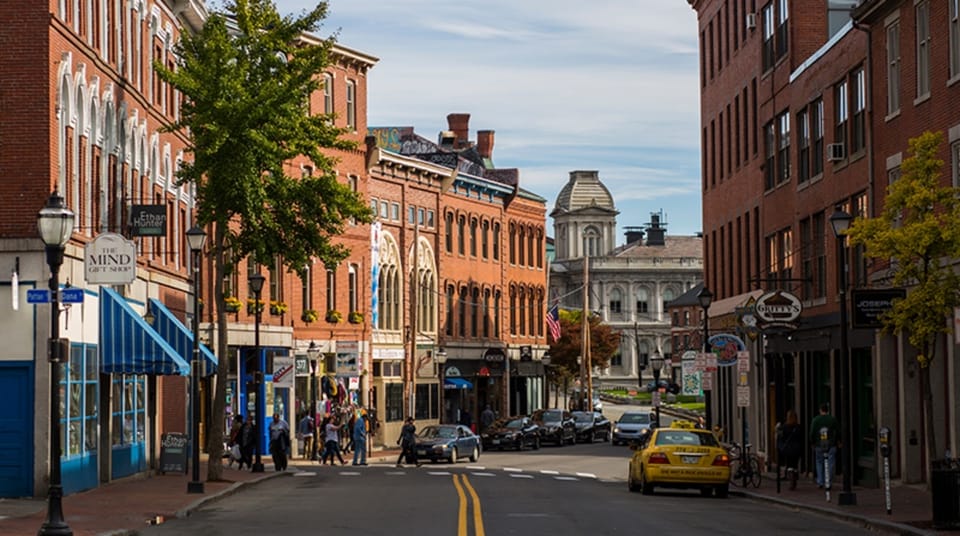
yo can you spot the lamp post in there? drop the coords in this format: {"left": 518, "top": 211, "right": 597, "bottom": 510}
{"left": 634, "top": 322, "right": 646, "bottom": 392}
{"left": 435, "top": 348, "right": 448, "bottom": 423}
{"left": 541, "top": 353, "right": 552, "bottom": 408}
{"left": 697, "top": 286, "right": 714, "bottom": 430}
{"left": 650, "top": 351, "right": 664, "bottom": 428}
{"left": 37, "top": 191, "right": 74, "bottom": 536}
{"left": 307, "top": 341, "right": 321, "bottom": 461}
{"left": 186, "top": 226, "right": 207, "bottom": 494}
{"left": 830, "top": 207, "right": 856, "bottom": 506}
{"left": 248, "top": 272, "right": 266, "bottom": 473}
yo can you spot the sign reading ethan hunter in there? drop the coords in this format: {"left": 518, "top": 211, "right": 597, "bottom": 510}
{"left": 129, "top": 205, "right": 167, "bottom": 236}
{"left": 84, "top": 233, "right": 137, "bottom": 285}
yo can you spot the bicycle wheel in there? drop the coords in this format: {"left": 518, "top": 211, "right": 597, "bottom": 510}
{"left": 748, "top": 456, "right": 763, "bottom": 488}
{"left": 729, "top": 460, "right": 742, "bottom": 487}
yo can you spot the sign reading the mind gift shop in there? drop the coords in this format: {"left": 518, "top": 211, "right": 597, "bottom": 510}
{"left": 84, "top": 232, "right": 137, "bottom": 285}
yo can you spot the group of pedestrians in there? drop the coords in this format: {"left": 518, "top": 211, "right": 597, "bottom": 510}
{"left": 299, "top": 408, "right": 370, "bottom": 466}
{"left": 774, "top": 403, "right": 839, "bottom": 491}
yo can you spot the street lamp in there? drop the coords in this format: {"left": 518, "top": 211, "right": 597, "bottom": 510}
{"left": 650, "top": 351, "right": 664, "bottom": 428}
{"left": 697, "top": 286, "right": 714, "bottom": 430}
{"left": 307, "top": 341, "right": 321, "bottom": 461}
{"left": 37, "top": 191, "right": 74, "bottom": 536}
{"left": 186, "top": 226, "right": 207, "bottom": 494}
{"left": 541, "top": 353, "right": 552, "bottom": 408}
{"left": 633, "top": 322, "right": 646, "bottom": 392}
{"left": 248, "top": 271, "right": 266, "bottom": 473}
{"left": 435, "top": 348, "right": 448, "bottom": 423}
{"left": 830, "top": 207, "right": 856, "bottom": 506}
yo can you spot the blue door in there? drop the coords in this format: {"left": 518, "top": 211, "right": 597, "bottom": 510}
{"left": 0, "top": 363, "right": 33, "bottom": 497}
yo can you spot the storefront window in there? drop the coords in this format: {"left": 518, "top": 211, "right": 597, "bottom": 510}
{"left": 63, "top": 344, "right": 99, "bottom": 457}
{"left": 111, "top": 374, "right": 146, "bottom": 446}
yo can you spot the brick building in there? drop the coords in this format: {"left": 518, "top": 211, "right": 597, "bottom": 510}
{"left": 690, "top": 0, "right": 960, "bottom": 487}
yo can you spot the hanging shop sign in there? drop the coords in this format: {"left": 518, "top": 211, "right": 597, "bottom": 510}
{"left": 129, "top": 204, "right": 167, "bottom": 236}
{"left": 755, "top": 290, "right": 802, "bottom": 328}
{"left": 707, "top": 333, "right": 747, "bottom": 367}
{"left": 483, "top": 348, "right": 506, "bottom": 362}
{"left": 84, "top": 232, "right": 137, "bottom": 285}
{"left": 852, "top": 288, "right": 906, "bottom": 329}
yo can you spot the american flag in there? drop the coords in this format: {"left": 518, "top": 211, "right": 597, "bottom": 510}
{"left": 546, "top": 303, "right": 561, "bottom": 342}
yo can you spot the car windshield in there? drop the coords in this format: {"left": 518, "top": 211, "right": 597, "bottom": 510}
{"left": 572, "top": 412, "right": 593, "bottom": 422}
{"left": 619, "top": 413, "right": 650, "bottom": 424}
{"left": 418, "top": 426, "right": 456, "bottom": 439}
{"left": 504, "top": 419, "right": 525, "bottom": 429}
{"left": 536, "top": 410, "right": 562, "bottom": 422}
{"left": 654, "top": 430, "right": 720, "bottom": 447}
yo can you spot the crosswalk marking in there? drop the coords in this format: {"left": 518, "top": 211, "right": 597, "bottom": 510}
{"left": 510, "top": 474, "right": 534, "bottom": 479}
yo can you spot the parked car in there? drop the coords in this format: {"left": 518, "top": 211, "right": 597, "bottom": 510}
{"left": 415, "top": 424, "right": 481, "bottom": 464}
{"left": 480, "top": 417, "right": 541, "bottom": 451}
{"left": 612, "top": 411, "right": 653, "bottom": 446}
{"left": 571, "top": 411, "right": 612, "bottom": 443}
{"left": 627, "top": 419, "right": 730, "bottom": 497}
{"left": 531, "top": 409, "right": 576, "bottom": 446}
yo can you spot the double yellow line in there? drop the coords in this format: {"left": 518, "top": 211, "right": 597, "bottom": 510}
{"left": 451, "top": 473, "right": 485, "bottom": 536}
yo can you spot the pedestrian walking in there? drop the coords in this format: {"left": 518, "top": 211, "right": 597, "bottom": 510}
{"left": 322, "top": 416, "right": 347, "bottom": 466}
{"left": 352, "top": 409, "right": 368, "bottom": 466}
{"left": 809, "top": 403, "right": 838, "bottom": 489}
{"left": 396, "top": 417, "right": 421, "bottom": 467}
{"left": 777, "top": 409, "right": 803, "bottom": 490}
{"left": 480, "top": 405, "right": 495, "bottom": 433}
{"left": 298, "top": 412, "right": 315, "bottom": 460}
{"left": 239, "top": 414, "right": 256, "bottom": 471}
{"left": 227, "top": 414, "right": 243, "bottom": 468}
{"left": 268, "top": 413, "right": 290, "bottom": 471}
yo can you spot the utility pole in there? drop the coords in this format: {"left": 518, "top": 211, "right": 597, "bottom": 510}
{"left": 582, "top": 253, "right": 592, "bottom": 411}
{"left": 408, "top": 220, "right": 420, "bottom": 419}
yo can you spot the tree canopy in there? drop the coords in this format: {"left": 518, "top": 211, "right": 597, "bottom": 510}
{"left": 546, "top": 309, "right": 620, "bottom": 377}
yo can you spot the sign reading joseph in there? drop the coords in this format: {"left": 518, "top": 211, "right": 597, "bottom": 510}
{"left": 85, "top": 233, "right": 137, "bottom": 285}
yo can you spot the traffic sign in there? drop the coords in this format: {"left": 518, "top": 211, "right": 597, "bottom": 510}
{"left": 27, "top": 289, "right": 50, "bottom": 304}
{"left": 60, "top": 288, "right": 85, "bottom": 303}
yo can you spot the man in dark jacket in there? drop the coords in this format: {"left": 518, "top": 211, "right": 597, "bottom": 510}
{"left": 809, "top": 404, "right": 838, "bottom": 489}
{"left": 396, "top": 417, "right": 421, "bottom": 467}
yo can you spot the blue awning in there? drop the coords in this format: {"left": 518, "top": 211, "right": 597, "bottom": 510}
{"left": 100, "top": 287, "right": 189, "bottom": 376}
{"left": 444, "top": 378, "right": 473, "bottom": 390}
{"left": 147, "top": 298, "right": 218, "bottom": 377}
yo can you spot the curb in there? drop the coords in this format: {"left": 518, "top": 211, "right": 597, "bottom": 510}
{"left": 96, "top": 472, "right": 287, "bottom": 536}
{"left": 732, "top": 489, "right": 935, "bottom": 536}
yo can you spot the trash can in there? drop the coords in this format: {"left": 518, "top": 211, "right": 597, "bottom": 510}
{"left": 932, "top": 460, "right": 960, "bottom": 529}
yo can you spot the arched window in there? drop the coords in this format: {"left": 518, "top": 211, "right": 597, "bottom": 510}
{"left": 345, "top": 79, "right": 356, "bottom": 130}
{"left": 470, "top": 218, "right": 478, "bottom": 256}
{"left": 471, "top": 287, "right": 480, "bottom": 337}
{"left": 492, "top": 222, "right": 501, "bottom": 261}
{"left": 518, "top": 286, "right": 526, "bottom": 336}
{"left": 509, "top": 223, "right": 517, "bottom": 264}
{"left": 662, "top": 287, "right": 676, "bottom": 315}
{"left": 528, "top": 288, "right": 536, "bottom": 337}
{"left": 518, "top": 225, "right": 526, "bottom": 265}
{"left": 445, "top": 212, "right": 453, "bottom": 253}
{"left": 481, "top": 220, "right": 489, "bottom": 259}
{"left": 483, "top": 288, "right": 491, "bottom": 338}
{"left": 445, "top": 285, "right": 455, "bottom": 336}
{"left": 536, "top": 228, "right": 544, "bottom": 268}
{"left": 609, "top": 288, "right": 623, "bottom": 314}
{"left": 458, "top": 286, "right": 468, "bottom": 337}
{"left": 494, "top": 290, "right": 502, "bottom": 337}
{"left": 635, "top": 287, "right": 650, "bottom": 316}
{"left": 509, "top": 286, "right": 517, "bottom": 335}
{"left": 377, "top": 234, "right": 402, "bottom": 332}
{"left": 323, "top": 73, "right": 334, "bottom": 114}
{"left": 527, "top": 226, "right": 534, "bottom": 267}
{"left": 583, "top": 226, "right": 601, "bottom": 257}
{"left": 457, "top": 215, "right": 465, "bottom": 255}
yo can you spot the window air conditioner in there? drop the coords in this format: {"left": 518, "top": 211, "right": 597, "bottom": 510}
{"left": 827, "top": 143, "right": 846, "bottom": 162}
{"left": 746, "top": 13, "right": 757, "bottom": 30}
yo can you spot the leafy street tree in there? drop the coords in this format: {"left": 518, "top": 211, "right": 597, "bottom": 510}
{"left": 546, "top": 309, "right": 620, "bottom": 396}
{"left": 155, "top": 0, "right": 373, "bottom": 481}
{"left": 846, "top": 131, "right": 960, "bottom": 466}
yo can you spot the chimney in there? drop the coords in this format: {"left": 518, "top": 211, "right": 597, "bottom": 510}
{"left": 624, "top": 226, "right": 645, "bottom": 245}
{"left": 438, "top": 130, "right": 456, "bottom": 148}
{"left": 645, "top": 212, "right": 667, "bottom": 246}
{"left": 477, "top": 130, "right": 495, "bottom": 159}
{"left": 447, "top": 113, "right": 471, "bottom": 149}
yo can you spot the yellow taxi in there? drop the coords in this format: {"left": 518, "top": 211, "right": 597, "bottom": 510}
{"left": 627, "top": 420, "right": 730, "bottom": 497}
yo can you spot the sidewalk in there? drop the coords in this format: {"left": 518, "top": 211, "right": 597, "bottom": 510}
{"left": 0, "top": 449, "right": 948, "bottom": 535}
{"left": 736, "top": 470, "right": 943, "bottom": 535}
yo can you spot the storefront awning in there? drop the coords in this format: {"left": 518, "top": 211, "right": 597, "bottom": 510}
{"left": 444, "top": 378, "right": 473, "bottom": 390}
{"left": 100, "top": 288, "right": 189, "bottom": 376}
{"left": 147, "top": 298, "right": 218, "bottom": 377}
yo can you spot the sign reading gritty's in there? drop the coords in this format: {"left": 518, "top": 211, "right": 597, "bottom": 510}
{"left": 754, "top": 290, "right": 802, "bottom": 326}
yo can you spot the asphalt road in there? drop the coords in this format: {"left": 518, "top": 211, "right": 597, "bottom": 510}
{"left": 141, "top": 414, "right": 878, "bottom": 536}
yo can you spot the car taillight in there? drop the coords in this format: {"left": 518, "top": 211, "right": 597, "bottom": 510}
{"left": 648, "top": 452, "right": 670, "bottom": 464}
{"left": 712, "top": 454, "right": 730, "bottom": 466}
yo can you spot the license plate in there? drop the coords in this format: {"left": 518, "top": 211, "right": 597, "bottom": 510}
{"left": 492, "top": 439, "right": 500, "bottom": 445}
{"left": 682, "top": 455, "right": 699, "bottom": 464}
{"left": 418, "top": 450, "right": 427, "bottom": 456}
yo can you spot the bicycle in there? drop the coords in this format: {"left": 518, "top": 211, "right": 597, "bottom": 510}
{"left": 727, "top": 441, "right": 762, "bottom": 488}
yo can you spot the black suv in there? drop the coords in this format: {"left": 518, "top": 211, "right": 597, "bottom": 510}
{"left": 531, "top": 409, "right": 576, "bottom": 446}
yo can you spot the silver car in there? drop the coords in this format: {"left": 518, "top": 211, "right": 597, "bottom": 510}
{"left": 612, "top": 411, "right": 652, "bottom": 446}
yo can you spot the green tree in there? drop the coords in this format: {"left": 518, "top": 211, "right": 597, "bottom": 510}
{"left": 846, "top": 130, "right": 960, "bottom": 465}
{"left": 155, "top": 0, "right": 372, "bottom": 481}
{"left": 546, "top": 309, "right": 620, "bottom": 394}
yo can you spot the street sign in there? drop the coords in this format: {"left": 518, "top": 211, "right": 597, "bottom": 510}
{"left": 737, "top": 351, "right": 750, "bottom": 372}
{"left": 26, "top": 289, "right": 50, "bottom": 303}
{"left": 652, "top": 391, "right": 661, "bottom": 407}
{"left": 702, "top": 371, "right": 714, "bottom": 391}
{"left": 60, "top": 288, "right": 84, "bottom": 303}
{"left": 737, "top": 386, "right": 751, "bottom": 407}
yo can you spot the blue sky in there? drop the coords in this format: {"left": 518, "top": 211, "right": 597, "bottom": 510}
{"left": 273, "top": 1, "right": 704, "bottom": 238}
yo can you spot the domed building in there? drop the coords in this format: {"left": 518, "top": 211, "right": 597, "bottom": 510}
{"left": 548, "top": 170, "right": 703, "bottom": 388}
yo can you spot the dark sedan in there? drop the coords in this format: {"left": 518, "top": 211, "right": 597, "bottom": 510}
{"left": 415, "top": 424, "right": 481, "bottom": 464}
{"left": 572, "top": 411, "right": 612, "bottom": 443}
{"left": 481, "top": 417, "right": 541, "bottom": 451}
{"left": 531, "top": 409, "right": 576, "bottom": 446}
